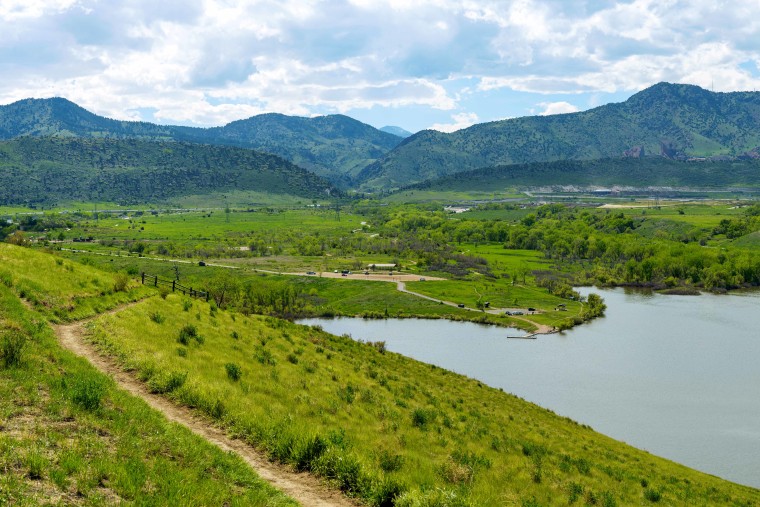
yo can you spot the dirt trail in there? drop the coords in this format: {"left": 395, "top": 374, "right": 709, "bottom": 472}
{"left": 396, "top": 282, "right": 555, "bottom": 335}
{"left": 54, "top": 309, "right": 358, "bottom": 507}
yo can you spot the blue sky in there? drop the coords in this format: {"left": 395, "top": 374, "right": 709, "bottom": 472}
{"left": 1, "top": 0, "right": 759, "bottom": 133}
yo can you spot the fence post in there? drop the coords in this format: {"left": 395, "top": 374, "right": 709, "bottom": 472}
{"left": 141, "top": 272, "right": 145, "bottom": 285}
{"left": 206, "top": 292, "right": 210, "bottom": 302}
{"left": 154, "top": 276, "right": 158, "bottom": 287}
{"left": 172, "top": 280, "right": 176, "bottom": 292}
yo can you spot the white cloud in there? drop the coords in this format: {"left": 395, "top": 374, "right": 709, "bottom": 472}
{"left": 430, "top": 112, "right": 479, "bottom": 133}
{"left": 2, "top": 0, "right": 760, "bottom": 130}
{"left": 0, "top": 0, "right": 81, "bottom": 20}
{"left": 537, "top": 101, "right": 579, "bottom": 116}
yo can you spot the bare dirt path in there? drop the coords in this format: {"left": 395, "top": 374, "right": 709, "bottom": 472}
{"left": 396, "top": 282, "right": 555, "bottom": 336}
{"left": 54, "top": 306, "right": 358, "bottom": 507}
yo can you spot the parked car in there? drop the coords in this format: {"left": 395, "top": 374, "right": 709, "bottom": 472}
{"left": 198, "top": 261, "right": 206, "bottom": 266}
{"left": 306, "top": 271, "right": 316, "bottom": 275}
{"left": 457, "top": 303, "right": 465, "bottom": 308}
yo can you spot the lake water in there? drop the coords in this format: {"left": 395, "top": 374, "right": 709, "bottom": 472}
{"left": 298, "top": 288, "right": 760, "bottom": 488}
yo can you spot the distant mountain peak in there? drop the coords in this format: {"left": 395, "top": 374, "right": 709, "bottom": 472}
{"left": 380, "top": 125, "right": 413, "bottom": 138}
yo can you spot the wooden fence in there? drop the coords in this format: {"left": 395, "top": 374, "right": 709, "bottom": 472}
{"left": 141, "top": 273, "right": 210, "bottom": 302}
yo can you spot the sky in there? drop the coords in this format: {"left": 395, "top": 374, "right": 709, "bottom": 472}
{"left": 2, "top": 0, "right": 760, "bottom": 134}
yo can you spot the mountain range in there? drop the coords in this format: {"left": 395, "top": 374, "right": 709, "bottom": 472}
{"left": 0, "top": 98, "right": 401, "bottom": 186}
{"left": 358, "top": 82, "right": 760, "bottom": 189}
{"left": 2, "top": 82, "right": 760, "bottom": 199}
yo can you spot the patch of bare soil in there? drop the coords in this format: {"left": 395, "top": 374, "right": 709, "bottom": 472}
{"left": 54, "top": 308, "right": 358, "bottom": 507}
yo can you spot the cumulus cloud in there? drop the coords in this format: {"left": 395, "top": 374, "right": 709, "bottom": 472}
{"left": 1, "top": 0, "right": 760, "bottom": 130}
{"left": 430, "top": 112, "right": 479, "bottom": 133}
{"left": 537, "top": 101, "right": 579, "bottom": 116}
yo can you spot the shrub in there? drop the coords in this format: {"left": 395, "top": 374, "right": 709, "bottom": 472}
{"left": 294, "top": 435, "right": 328, "bottom": 471}
{"left": 183, "top": 299, "right": 192, "bottom": 312}
{"left": 0, "top": 330, "right": 26, "bottom": 368}
{"left": 178, "top": 324, "right": 201, "bottom": 346}
{"left": 411, "top": 408, "right": 436, "bottom": 429}
{"left": 644, "top": 489, "right": 662, "bottom": 503}
{"left": 371, "top": 341, "right": 387, "bottom": 354}
{"left": 338, "top": 384, "right": 357, "bottom": 404}
{"left": 158, "top": 285, "right": 171, "bottom": 299}
{"left": 148, "top": 370, "right": 187, "bottom": 394}
{"left": 149, "top": 312, "right": 165, "bottom": 324}
{"left": 286, "top": 353, "right": 299, "bottom": 364}
{"left": 254, "top": 348, "right": 276, "bottom": 366}
{"left": 26, "top": 451, "right": 46, "bottom": 480}
{"left": 113, "top": 272, "right": 130, "bottom": 292}
{"left": 373, "top": 478, "right": 405, "bottom": 507}
{"left": 568, "top": 482, "right": 584, "bottom": 503}
{"left": 225, "top": 362, "right": 242, "bottom": 381}
{"left": 378, "top": 450, "right": 404, "bottom": 472}
{"left": 70, "top": 373, "right": 107, "bottom": 411}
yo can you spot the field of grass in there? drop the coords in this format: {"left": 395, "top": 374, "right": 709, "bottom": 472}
{"left": 5, "top": 230, "right": 760, "bottom": 505}
{"left": 383, "top": 189, "right": 525, "bottom": 204}
{"left": 0, "top": 256, "right": 296, "bottom": 505}
{"left": 79, "top": 288, "right": 760, "bottom": 506}
{"left": 613, "top": 203, "right": 746, "bottom": 228}
{"left": 0, "top": 243, "right": 153, "bottom": 322}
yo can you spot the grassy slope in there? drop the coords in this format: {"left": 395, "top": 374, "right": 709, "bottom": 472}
{"left": 84, "top": 293, "right": 760, "bottom": 506}
{"left": 0, "top": 247, "right": 296, "bottom": 505}
{"left": 0, "top": 243, "right": 752, "bottom": 505}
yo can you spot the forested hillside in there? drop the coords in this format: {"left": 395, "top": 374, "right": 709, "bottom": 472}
{"left": 0, "top": 137, "right": 335, "bottom": 205}
{"left": 359, "top": 83, "right": 760, "bottom": 189}
{"left": 0, "top": 98, "right": 401, "bottom": 185}
{"left": 408, "top": 157, "right": 760, "bottom": 192}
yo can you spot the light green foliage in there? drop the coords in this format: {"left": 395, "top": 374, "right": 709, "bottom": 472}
{"left": 84, "top": 295, "right": 760, "bottom": 505}
{"left": 0, "top": 243, "right": 151, "bottom": 321}
{"left": 0, "top": 282, "right": 296, "bottom": 506}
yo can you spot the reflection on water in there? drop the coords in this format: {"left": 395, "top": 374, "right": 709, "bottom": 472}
{"left": 298, "top": 288, "right": 760, "bottom": 488}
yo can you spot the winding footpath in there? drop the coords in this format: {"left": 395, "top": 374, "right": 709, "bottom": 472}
{"left": 54, "top": 305, "right": 358, "bottom": 507}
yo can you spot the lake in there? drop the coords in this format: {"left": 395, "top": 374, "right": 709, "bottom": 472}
{"left": 298, "top": 288, "right": 760, "bottom": 488}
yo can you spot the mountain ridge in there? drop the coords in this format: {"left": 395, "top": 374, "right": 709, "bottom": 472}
{"left": 0, "top": 98, "right": 402, "bottom": 185}
{"left": 0, "top": 136, "right": 336, "bottom": 206}
{"left": 357, "top": 82, "right": 760, "bottom": 189}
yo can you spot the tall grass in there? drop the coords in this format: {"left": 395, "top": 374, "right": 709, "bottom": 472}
{"left": 83, "top": 294, "right": 760, "bottom": 506}
{"left": 0, "top": 275, "right": 296, "bottom": 505}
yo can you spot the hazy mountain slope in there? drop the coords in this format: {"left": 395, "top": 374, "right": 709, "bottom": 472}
{"left": 207, "top": 113, "right": 401, "bottom": 181}
{"left": 0, "top": 99, "right": 401, "bottom": 184}
{"left": 406, "top": 157, "right": 760, "bottom": 192}
{"left": 359, "top": 83, "right": 760, "bottom": 189}
{"left": 380, "top": 125, "right": 413, "bottom": 138}
{"left": 0, "top": 137, "right": 335, "bottom": 205}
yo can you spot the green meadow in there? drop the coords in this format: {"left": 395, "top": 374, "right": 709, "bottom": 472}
{"left": 3, "top": 196, "right": 760, "bottom": 505}
{"left": 52, "top": 256, "right": 760, "bottom": 506}
{"left": 0, "top": 246, "right": 296, "bottom": 506}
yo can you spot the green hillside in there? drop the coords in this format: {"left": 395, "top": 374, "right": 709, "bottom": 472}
{"left": 406, "top": 157, "right": 760, "bottom": 192}
{"left": 0, "top": 98, "right": 401, "bottom": 185}
{"left": 0, "top": 243, "right": 297, "bottom": 505}
{"left": 2, "top": 242, "right": 759, "bottom": 505}
{"left": 207, "top": 113, "right": 401, "bottom": 182}
{"left": 359, "top": 83, "right": 760, "bottom": 189}
{"left": 0, "top": 137, "right": 336, "bottom": 206}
